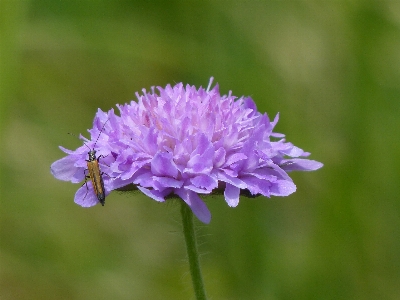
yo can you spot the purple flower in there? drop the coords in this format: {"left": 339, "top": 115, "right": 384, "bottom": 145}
{"left": 51, "top": 78, "right": 323, "bottom": 223}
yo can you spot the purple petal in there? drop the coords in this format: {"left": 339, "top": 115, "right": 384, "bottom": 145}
{"left": 74, "top": 184, "right": 100, "bottom": 207}
{"left": 281, "top": 159, "right": 324, "bottom": 171}
{"left": 241, "top": 176, "right": 271, "bottom": 197}
{"left": 151, "top": 152, "right": 178, "bottom": 178}
{"left": 224, "top": 183, "right": 240, "bottom": 207}
{"left": 143, "top": 128, "right": 159, "bottom": 155}
{"left": 50, "top": 156, "right": 81, "bottom": 182}
{"left": 214, "top": 147, "right": 226, "bottom": 167}
{"left": 217, "top": 172, "right": 246, "bottom": 189}
{"left": 243, "top": 96, "right": 257, "bottom": 111}
{"left": 270, "top": 180, "right": 296, "bottom": 196}
{"left": 107, "top": 177, "right": 131, "bottom": 190}
{"left": 59, "top": 146, "right": 81, "bottom": 155}
{"left": 184, "top": 153, "right": 212, "bottom": 174}
{"left": 185, "top": 134, "right": 214, "bottom": 174}
{"left": 153, "top": 176, "right": 183, "bottom": 189}
{"left": 223, "top": 153, "right": 248, "bottom": 167}
{"left": 137, "top": 186, "right": 168, "bottom": 202}
{"left": 134, "top": 171, "right": 155, "bottom": 187}
{"left": 185, "top": 185, "right": 212, "bottom": 194}
{"left": 190, "top": 174, "right": 218, "bottom": 191}
{"left": 175, "top": 189, "right": 211, "bottom": 224}
{"left": 281, "top": 145, "right": 307, "bottom": 157}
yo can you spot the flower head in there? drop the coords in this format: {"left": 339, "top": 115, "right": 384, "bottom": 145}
{"left": 51, "top": 78, "right": 323, "bottom": 223}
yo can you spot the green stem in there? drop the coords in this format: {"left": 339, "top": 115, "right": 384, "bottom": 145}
{"left": 180, "top": 202, "right": 207, "bottom": 300}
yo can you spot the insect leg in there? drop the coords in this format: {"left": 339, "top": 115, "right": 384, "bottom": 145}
{"left": 97, "top": 154, "right": 114, "bottom": 179}
{"left": 97, "top": 154, "right": 110, "bottom": 166}
{"left": 81, "top": 169, "right": 90, "bottom": 200}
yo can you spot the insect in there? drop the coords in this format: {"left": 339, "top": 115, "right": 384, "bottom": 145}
{"left": 71, "top": 119, "right": 110, "bottom": 206}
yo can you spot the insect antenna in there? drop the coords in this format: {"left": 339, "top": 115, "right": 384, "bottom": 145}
{"left": 67, "top": 132, "right": 92, "bottom": 151}
{"left": 67, "top": 118, "right": 110, "bottom": 150}
{"left": 93, "top": 118, "right": 110, "bottom": 148}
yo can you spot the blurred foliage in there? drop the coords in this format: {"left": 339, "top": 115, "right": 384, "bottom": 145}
{"left": 1, "top": 0, "right": 400, "bottom": 299}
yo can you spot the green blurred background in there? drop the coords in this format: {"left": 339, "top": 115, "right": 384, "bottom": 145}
{"left": 1, "top": 1, "right": 400, "bottom": 299}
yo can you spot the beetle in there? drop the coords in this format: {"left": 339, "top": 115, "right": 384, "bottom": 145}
{"left": 73, "top": 119, "right": 110, "bottom": 206}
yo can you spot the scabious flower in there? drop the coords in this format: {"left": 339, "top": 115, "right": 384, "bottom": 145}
{"left": 51, "top": 78, "right": 323, "bottom": 223}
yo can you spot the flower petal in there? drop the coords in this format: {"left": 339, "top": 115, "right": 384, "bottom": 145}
{"left": 153, "top": 176, "right": 183, "bottom": 189}
{"left": 50, "top": 156, "right": 82, "bottom": 183}
{"left": 217, "top": 172, "right": 246, "bottom": 189}
{"left": 281, "top": 159, "right": 324, "bottom": 171}
{"left": 175, "top": 189, "right": 211, "bottom": 224}
{"left": 241, "top": 176, "right": 272, "bottom": 197}
{"left": 185, "top": 134, "right": 214, "bottom": 174}
{"left": 151, "top": 152, "right": 178, "bottom": 178}
{"left": 270, "top": 180, "right": 297, "bottom": 196}
{"left": 74, "top": 184, "right": 100, "bottom": 207}
{"left": 137, "top": 186, "right": 168, "bottom": 202}
{"left": 190, "top": 174, "right": 218, "bottom": 191}
{"left": 224, "top": 183, "right": 240, "bottom": 207}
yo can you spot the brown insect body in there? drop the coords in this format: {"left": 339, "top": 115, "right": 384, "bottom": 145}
{"left": 85, "top": 149, "right": 106, "bottom": 206}
{"left": 79, "top": 119, "right": 109, "bottom": 206}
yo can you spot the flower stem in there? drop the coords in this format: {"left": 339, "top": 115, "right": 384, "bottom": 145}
{"left": 180, "top": 202, "right": 207, "bottom": 300}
